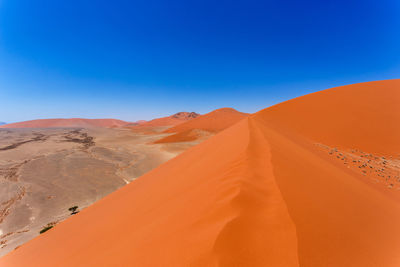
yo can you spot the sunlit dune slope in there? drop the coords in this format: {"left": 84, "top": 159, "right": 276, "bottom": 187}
{"left": 136, "top": 112, "right": 199, "bottom": 127}
{"left": 2, "top": 79, "right": 400, "bottom": 267}
{"left": 257, "top": 79, "right": 400, "bottom": 154}
{"left": 251, "top": 79, "right": 400, "bottom": 266}
{"left": 165, "top": 108, "right": 248, "bottom": 133}
{"left": 0, "top": 118, "right": 129, "bottom": 128}
{"left": 155, "top": 108, "right": 249, "bottom": 143}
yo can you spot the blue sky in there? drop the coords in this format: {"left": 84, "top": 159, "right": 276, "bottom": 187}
{"left": 1, "top": 0, "right": 399, "bottom": 122}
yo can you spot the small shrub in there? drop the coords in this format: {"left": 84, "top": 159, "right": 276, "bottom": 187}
{"left": 68, "top": 205, "right": 79, "bottom": 215}
{"left": 68, "top": 206, "right": 78, "bottom": 212}
{"left": 39, "top": 226, "right": 53, "bottom": 234}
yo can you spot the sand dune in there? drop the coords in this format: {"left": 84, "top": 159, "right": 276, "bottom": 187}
{"left": 155, "top": 108, "right": 249, "bottom": 143}
{"left": 256, "top": 80, "right": 400, "bottom": 154}
{"left": 135, "top": 112, "right": 199, "bottom": 127}
{"left": 0, "top": 118, "right": 130, "bottom": 128}
{"left": 1, "top": 80, "right": 400, "bottom": 266}
{"left": 165, "top": 108, "right": 248, "bottom": 133}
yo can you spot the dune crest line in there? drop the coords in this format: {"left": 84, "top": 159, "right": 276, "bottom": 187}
{"left": 212, "top": 118, "right": 299, "bottom": 266}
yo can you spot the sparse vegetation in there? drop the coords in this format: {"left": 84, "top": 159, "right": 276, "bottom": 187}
{"left": 39, "top": 225, "right": 53, "bottom": 234}
{"left": 69, "top": 205, "right": 79, "bottom": 215}
{"left": 315, "top": 143, "right": 400, "bottom": 189}
{"left": 63, "top": 130, "right": 95, "bottom": 149}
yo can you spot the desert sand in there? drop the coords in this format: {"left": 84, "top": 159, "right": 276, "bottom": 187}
{"left": 134, "top": 112, "right": 200, "bottom": 127}
{"left": 155, "top": 108, "right": 249, "bottom": 143}
{"left": 0, "top": 118, "right": 130, "bottom": 128}
{"left": 1, "top": 80, "right": 400, "bottom": 266}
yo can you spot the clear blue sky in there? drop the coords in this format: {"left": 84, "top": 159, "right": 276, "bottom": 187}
{"left": 1, "top": 0, "right": 399, "bottom": 122}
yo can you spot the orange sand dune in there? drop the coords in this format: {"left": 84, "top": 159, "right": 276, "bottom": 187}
{"left": 156, "top": 108, "right": 249, "bottom": 143}
{"left": 2, "top": 79, "right": 400, "bottom": 266}
{"left": 165, "top": 108, "right": 248, "bottom": 133}
{"left": 0, "top": 118, "right": 129, "bottom": 128}
{"left": 135, "top": 112, "right": 199, "bottom": 127}
{"left": 257, "top": 79, "right": 400, "bottom": 155}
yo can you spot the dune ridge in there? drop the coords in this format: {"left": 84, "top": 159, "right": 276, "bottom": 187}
{"left": 155, "top": 108, "right": 248, "bottom": 143}
{"left": 135, "top": 112, "right": 200, "bottom": 127}
{"left": 0, "top": 118, "right": 129, "bottom": 128}
{"left": 165, "top": 108, "right": 248, "bottom": 133}
{"left": 1, "top": 79, "right": 400, "bottom": 266}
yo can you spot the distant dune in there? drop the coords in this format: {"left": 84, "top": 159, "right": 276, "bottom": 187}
{"left": 2, "top": 80, "right": 400, "bottom": 266}
{"left": 126, "top": 120, "right": 147, "bottom": 126}
{"left": 155, "top": 108, "right": 249, "bottom": 143}
{"left": 0, "top": 118, "right": 129, "bottom": 128}
{"left": 135, "top": 112, "right": 199, "bottom": 127}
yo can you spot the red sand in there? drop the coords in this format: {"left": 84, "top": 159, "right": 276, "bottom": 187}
{"left": 165, "top": 108, "right": 248, "bottom": 133}
{"left": 2, "top": 80, "right": 400, "bottom": 266}
{"left": 0, "top": 118, "right": 129, "bottom": 128}
{"left": 135, "top": 112, "right": 199, "bottom": 127}
{"left": 155, "top": 108, "right": 249, "bottom": 143}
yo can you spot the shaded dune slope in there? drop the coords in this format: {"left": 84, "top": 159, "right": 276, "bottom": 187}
{"left": 0, "top": 118, "right": 129, "bottom": 128}
{"left": 2, "top": 79, "right": 400, "bottom": 266}
{"left": 155, "top": 108, "right": 249, "bottom": 143}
